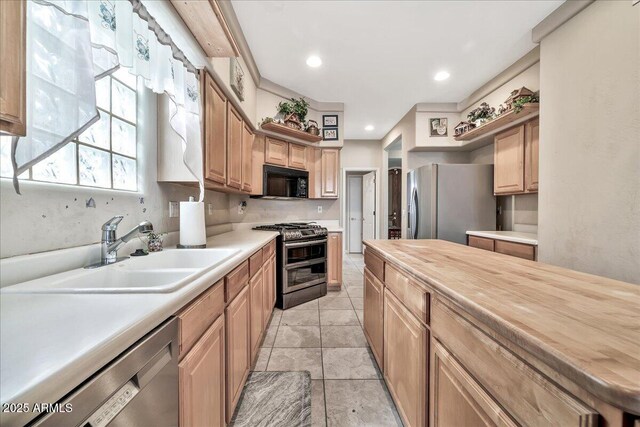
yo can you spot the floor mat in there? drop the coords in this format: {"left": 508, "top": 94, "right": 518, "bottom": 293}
{"left": 230, "top": 371, "right": 311, "bottom": 427}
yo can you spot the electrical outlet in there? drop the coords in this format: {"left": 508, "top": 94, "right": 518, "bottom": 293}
{"left": 317, "top": 206, "right": 323, "bottom": 213}
{"left": 169, "top": 201, "right": 180, "bottom": 218}
{"left": 207, "top": 203, "right": 214, "bottom": 215}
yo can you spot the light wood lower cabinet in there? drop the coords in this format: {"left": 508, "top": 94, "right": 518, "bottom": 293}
{"left": 432, "top": 340, "right": 517, "bottom": 427}
{"left": 384, "top": 289, "right": 428, "bottom": 427}
{"left": 0, "top": 0, "right": 26, "bottom": 136}
{"left": 363, "top": 268, "right": 384, "bottom": 368}
{"left": 179, "top": 315, "right": 225, "bottom": 427}
{"left": 262, "top": 254, "right": 275, "bottom": 326}
{"left": 249, "top": 267, "right": 264, "bottom": 359}
{"left": 467, "top": 236, "right": 537, "bottom": 261}
{"left": 327, "top": 232, "right": 343, "bottom": 289}
{"left": 225, "top": 286, "right": 250, "bottom": 423}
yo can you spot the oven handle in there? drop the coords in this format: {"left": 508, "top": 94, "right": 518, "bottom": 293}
{"left": 284, "top": 238, "right": 328, "bottom": 248}
{"left": 285, "top": 258, "right": 327, "bottom": 269}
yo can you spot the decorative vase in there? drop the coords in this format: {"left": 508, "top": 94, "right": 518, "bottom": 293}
{"left": 474, "top": 118, "right": 487, "bottom": 127}
{"left": 147, "top": 237, "right": 163, "bottom": 252}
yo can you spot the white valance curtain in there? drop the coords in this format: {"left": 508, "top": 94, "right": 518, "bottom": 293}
{"left": 12, "top": 0, "right": 203, "bottom": 198}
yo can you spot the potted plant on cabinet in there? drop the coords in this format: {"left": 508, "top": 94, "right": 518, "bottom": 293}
{"left": 467, "top": 102, "right": 496, "bottom": 127}
{"left": 277, "top": 97, "right": 310, "bottom": 130}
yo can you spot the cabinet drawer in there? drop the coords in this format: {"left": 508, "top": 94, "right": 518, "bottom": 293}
{"left": 494, "top": 240, "right": 535, "bottom": 261}
{"left": 249, "top": 249, "right": 263, "bottom": 278}
{"left": 468, "top": 236, "right": 495, "bottom": 252}
{"left": 432, "top": 299, "right": 599, "bottom": 426}
{"left": 177, "top": 280, "right": 225, "bottom": 357}
{"left": 385, "top": 264, "right": 430, "bottom": 324}
{"left": 263, "top": 240, "right": 276, "bottom": 259}
{"left": 225, "top": 260, "right": 249, "bottom": 303}
{"left": 364, "top": 248, "right": 384, "bottom": 282}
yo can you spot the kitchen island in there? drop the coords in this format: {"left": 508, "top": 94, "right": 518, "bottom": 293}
{"left": 362, "top": 239, "right": 640, "bottom": 427}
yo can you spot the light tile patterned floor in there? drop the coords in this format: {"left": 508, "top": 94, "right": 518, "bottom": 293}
{"left": 252, "top": 253, "right": 403, "bottom": 426}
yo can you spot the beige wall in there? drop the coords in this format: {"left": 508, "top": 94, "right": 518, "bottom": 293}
{"left": 227, "top": 194, "right": 339, "bottom": 223}
{"left": 469, "top": 144, "right": 494, "bottom": 164}
{"left": 210, "top": 56, "right": 258, "bottom": 123}
{"left": 538, "top": 0, "right": 640, "bottom": 283}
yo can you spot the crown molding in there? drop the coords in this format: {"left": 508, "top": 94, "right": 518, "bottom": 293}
{"left": 532, "top": 0, "right": 595, "bottom": 43}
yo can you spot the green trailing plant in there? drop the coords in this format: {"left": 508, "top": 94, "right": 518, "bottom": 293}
{"left": 512, "top": 91, "right": 540, "bottom": 113}
{"left": 467, "top": 102, "right": 496, "bottom": 123}
{"left": 277, "top": 97, "right": 310, "bottom": 124}
{"left": 259, "top": 117, "right": 274, "bottom": 127}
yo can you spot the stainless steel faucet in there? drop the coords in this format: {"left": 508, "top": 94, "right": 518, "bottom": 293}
{"left": 86, "top": 216, "right": 154, "bottom": 268}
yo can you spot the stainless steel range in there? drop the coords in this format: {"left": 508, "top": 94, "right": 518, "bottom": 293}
{"left": 253, "top": 222, "right": 328, "bottom": 309}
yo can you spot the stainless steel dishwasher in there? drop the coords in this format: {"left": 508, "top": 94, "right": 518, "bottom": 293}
{"left": 31, "top": 317, "right": 179, "bottom": 427}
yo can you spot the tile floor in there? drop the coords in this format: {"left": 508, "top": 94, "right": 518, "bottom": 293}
{"left": 251, "top": 253, "right": 403, "bottom": 427}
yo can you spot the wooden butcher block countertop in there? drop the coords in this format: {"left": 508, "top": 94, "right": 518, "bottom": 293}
{"left": 363, "top": 239, "right": 640, "bottom": 414}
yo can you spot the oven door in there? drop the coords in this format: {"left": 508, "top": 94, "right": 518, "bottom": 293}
{"left": 282, "top": 239, "right": 327, "bottom": 293}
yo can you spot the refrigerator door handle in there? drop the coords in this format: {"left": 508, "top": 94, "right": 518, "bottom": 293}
{"left": 412, "top": 188, "right": 419, "bottom": 239}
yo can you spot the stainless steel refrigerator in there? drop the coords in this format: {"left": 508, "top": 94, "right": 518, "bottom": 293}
{"left": 407, "top": 164, "right": 496, "bottom": 244}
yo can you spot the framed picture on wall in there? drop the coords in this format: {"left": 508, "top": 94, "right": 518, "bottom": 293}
{"left": 323, "top": 115, "right": 338, "bottom": 127}
{"left": 230, "top": 57, "right": 245, "bottom": 101}
{"left": 323, "top": 128, "right": 339, "bottom": 141}
{"left": 429, "top": 118, "right": 448, "bottom": 137}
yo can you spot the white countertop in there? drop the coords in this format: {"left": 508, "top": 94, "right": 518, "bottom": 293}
{"left": 0, "top": 229, "right": 278, "bottom": 426}
{"left": 466, "top": 230, "right": 538, "bottom": 245}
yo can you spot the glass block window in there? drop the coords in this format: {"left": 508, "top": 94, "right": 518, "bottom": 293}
{"left": 0, "top": 71, "right": 138, "bottom": 191}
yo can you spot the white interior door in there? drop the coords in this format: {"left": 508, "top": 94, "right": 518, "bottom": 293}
{"left": 362, "top": 172, "right": 376, "bottom": 242}
{"left": 348, "top": 175, "right": 363, "bottom": 253}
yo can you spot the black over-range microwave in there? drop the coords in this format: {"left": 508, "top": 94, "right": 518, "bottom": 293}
{"left": 253, "top": 165, "right": 308, "bottom": 199}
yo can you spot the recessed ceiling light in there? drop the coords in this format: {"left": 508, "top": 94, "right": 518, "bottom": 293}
{"left": 434, "top": 71, "right": 450, "bottom": 81}
{"left": 365, "top": 125, "right": 375, "bottom": 131}
{"left": 306, "top": 55, "right": 322, "bottom": 68}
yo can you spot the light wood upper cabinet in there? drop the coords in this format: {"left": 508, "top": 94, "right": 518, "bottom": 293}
{"left": 265, "top": 137, "right": 288, "bottom": 167}
{"left": 202, "top": 72, "right": 227, "bottom": 185}
{"left": 525, "top": 118, "right": 539, "bottom": 192}
{"left": 251, "top": 135, "right": 265, "bottom": 196}
{"left": 179, "top": 315, "right": 225, "bottom": 427}
{"left": 432, "top": 340, "right": 517, "bottom": 427}
{"left": 494, "top": 126, "right": 525, "bottom": 195}
{"left": 225, "top": 286, "right": 250, "bottom": 423}
{"left": 249, "top": 268, "right": 264, "bottom": 359}
{"left": 226, "top": 104, "right": 243, "bottom": 190}
{"left": 363, "top": 268, "right": 384, "bottom": 369}
{"left": 384, "top": 289, "right": 428, "bottom": 427}
{"left": 327, "top": 232, "right": 343, "bottom": 289}
{"left": 242, "top": 123, "right": 254, "bottom": 193}
{"left": 0, "top": 0, "right": 26, "bottom": 136}
{"left": 321, "top": 149, "right": 340, "bottom": 198}
{"left": 288, "top": 144, "right": 308, "bottom": 170}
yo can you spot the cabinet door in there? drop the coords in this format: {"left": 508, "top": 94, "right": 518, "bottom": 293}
{"left": 363, "top": 269, "right": 384, "bottom": 369}
{"left": 179, "top": 315, "right": 225, "bottom": 427}
{"left": 525, "top": 119, "right": 539, "bottom": 192}
{"left": 226, "top": 104, "right": 243, "bottom": 189}
{"left": 249, "top": 268, "right": 264, "bottom": 359}
{"left": 494, "top": 126, "right": 524, "bottom": 195}
{"left": 225, "top": 286, "right": 250, "bottom": 423}
{"left": 271, "top": 255, "right": 277, "bottom": 307}
{"left": 327, "top": 232, "right": 343, "bottom": 288}
{"left": 265, "top": 138, "right": 288, "bottom": 166}
{"left": 288, "top": 143, "right": 308, "bottom": 170}
{"left": 0, "top": 0, "right": 26, "bottom": 136}
{"left": 321, "top": 149, "right": 340, "bottom": 198}
{"left": 384, "top": 289, "right": 428, "bottom": 427}
{"left": 432, "top": 340, "right": 518, "bottom": 427}
{"left": 262, "top": 254, "right": 275, "bottom": 326}
{"left": 242, "top": 123, "right": 254, "bottom": 193}
{"left": 202, "top": 72, "right": 227, "bottom": 185}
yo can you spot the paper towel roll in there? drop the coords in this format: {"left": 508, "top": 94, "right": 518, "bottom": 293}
{"left": 180, "top": 199, "right": 206, "bottom": 247}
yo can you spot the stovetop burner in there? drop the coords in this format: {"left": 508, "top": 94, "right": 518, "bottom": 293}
{"left": 253, "top": 222, "right": 328, "bottom": 241}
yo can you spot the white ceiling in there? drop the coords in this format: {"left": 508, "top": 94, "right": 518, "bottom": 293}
{"left": 232, "top": 1, "right": 562, "bottom": 139}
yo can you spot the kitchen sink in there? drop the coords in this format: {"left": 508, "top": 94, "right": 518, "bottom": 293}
{"left": 1, "top": 248, "right": 240, "bottom": 294}
{"left": 126, "top": 248, "right": 240, "bottom": 270}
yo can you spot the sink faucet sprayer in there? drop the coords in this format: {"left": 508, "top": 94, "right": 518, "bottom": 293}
{"left": 86, "top": 216, "right": 153, "bottom": 268}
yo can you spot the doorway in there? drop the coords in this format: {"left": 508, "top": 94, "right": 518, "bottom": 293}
{"left": 385, "top": 138, "right": 403, "bottom": 239}
{"left": 342, "top": 169, "right": 379, "bottom": 253}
